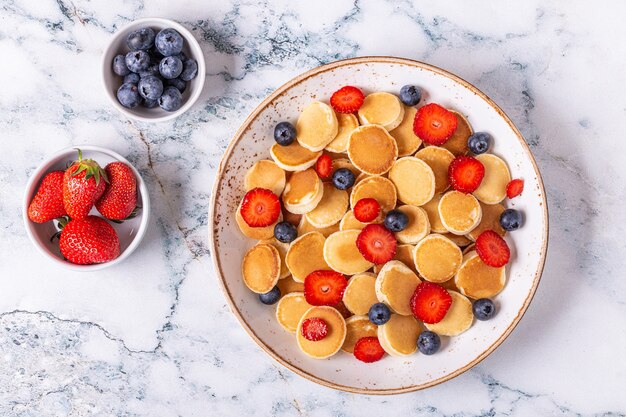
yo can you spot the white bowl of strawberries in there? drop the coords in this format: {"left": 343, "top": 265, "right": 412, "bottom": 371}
{"left": 23, "top": 146, "right": 150, "bottom": 271}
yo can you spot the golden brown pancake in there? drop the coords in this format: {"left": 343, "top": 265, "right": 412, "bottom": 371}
{"left": 270, "top": 141, "right": 321, "bottom": 171}
{"left": 276, "top": 292, "right": 313, "bottom": 332}
{"left": 424, "top": 291, "right": 473, "bottom": 336}
{"left": 455, "top": 251, "right": 506, "bottom": 299}
{"left": 389, "top": 106, "right": 422, "bottom": 156}
{"left": 241, "top": 243, "right": 281, "bottom": 293}
{"left": 394, "top": 205, "right": 430, "bottom": 244}
{"left": 326, "top": 113, "right": 359, "bottom": 153}
{"left": 285, "top": 232, "right": 330, "bottom": 282}
{"left": 282, "top": 168, "right": 324, "bottom": 214}
{"left": 415, "top": 146, "right": 455, "bottom": 194}
{"left": 443, "top": 233, "right": 473, "bottom": 247}
{"left": 296, "top": 101, "right": 339, "bottom": 151}
{"left": 342, "top": 272, "right": 378, "bottom": 315}
{"left": 378, "top": 314, "right": 421, "bottom": 356}
{"left": 375, "top": 261, "right": 421, "bottom": 316}
{"left": 389, "top": 157, "right": 435, "bottom": 206}
{"left": 347, "top": 125, "right": 398, "bottom": 175}
{"left": 304, "top": 182, "right": 349, "bottom": 228}
{"left": 438, "top": 190, "right": 482, "bottom": 235}
{"left": 437, "top": 110, "right": 471, "bottom": 156}
{"left": 357, "top": 92, "right": 404, "bottom": 131}
{"left": 296, "top": 306, "right": 347, "bottom": 359}
{"left": 276, "top": 275, "right": 305, "bottom": 295}
{"left": 235, "top": 202, "right": 282, "bottom": 240}
{"left": 467, "top": 202, "right": 506, "bottom": 241}
{"left": 258, "top": 238, "right": 290, "bottom": 279}
{"left": 323, "top": 230, "right": 374, "bottom": 275}
{"left": 244, "top": 160, "right": 286, "bottom": 196}
{"left": 341, "top": 315, "right": 378, "bottom": 353}
{"left": 350, "top": 176, "right": 397, "bottom": 212}
{"left": 473, "top": 154, "right": 511, "bottom": 204}
{"left": 297, "top": 215, "right": 340, "bottom": 238}
{"left": 413, "top": 234, "right": 463, "bottom": 283}
{"left": 421, "top": 193, "right": 447, "bottom": 233}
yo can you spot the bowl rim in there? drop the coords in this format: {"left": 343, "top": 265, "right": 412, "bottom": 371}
{"left": 22, "top": 145, "right": 151, "bottom": 271}
{"left": 209, "top": 56, "right": 549, "bottom": 394}
{"left": 101, "top": 17, "right": 206, "bottom": 123}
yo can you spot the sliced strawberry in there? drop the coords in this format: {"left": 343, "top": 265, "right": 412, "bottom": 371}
{"left": 301, "top": 317, "right": 328, "bottom": 341}
{"left": 413, "top": 103, "right": 458, "bottom": 145}
{"left": 304, "top": 270, "right": 348, "bottom": 306}
{"left": 410, "top": 282, "right": 453, "bottom": 324}
{"left": 330, "top": 86, "right": 365, "bottom": 114}
{"left": 353, "top": 337, "right": 386, "bottom": 363}
{"left": 356, "top": 224, "right": 397, "bottom": 264}
{"left": 353, "top": 198, "right": 380, "bottom": 223}
{"left": 506, "top": 178, "right": 524, "bottom": 199}
{"left": 315, "top": 154, "right": 333, "bottom": 179}
{"left": 448, "top": 155, "right": 485, "bottom": 193}
{"left": 240, "top": 188, "right": 281, "bottom": 227}
{"left": 475, "top": 230, "right": 510, "bottom": 267}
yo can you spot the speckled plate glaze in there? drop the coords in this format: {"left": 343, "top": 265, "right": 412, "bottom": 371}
{"left": 209, "top": 57, "right": 548, "bottom": 394}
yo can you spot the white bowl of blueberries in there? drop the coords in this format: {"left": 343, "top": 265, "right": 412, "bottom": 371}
{"left": 102, "top": 17, "right": 205, "bottom": 122}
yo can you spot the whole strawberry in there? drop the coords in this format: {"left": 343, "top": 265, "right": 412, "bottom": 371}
{"left": 59, "top": 216, "right": 120, "bottom": 265}
{"left": 95, "top": 162, "right": 138, "bottom": 221}
{"left": 63, "top": 149, "right": 108, "bottom": 220}
{"left": 28, "top": 171, "right": 67, "bottom": 223}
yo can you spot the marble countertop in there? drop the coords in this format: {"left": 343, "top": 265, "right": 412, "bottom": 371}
{"left": 1, "top": 0, "right": 625, "bottom": 415}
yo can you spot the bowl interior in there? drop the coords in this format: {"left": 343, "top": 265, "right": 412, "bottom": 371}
{"left": 211, "top": 58, "right": 548, "bottom": 393}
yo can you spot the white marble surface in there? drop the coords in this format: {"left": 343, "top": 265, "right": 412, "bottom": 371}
{"left": 1, "top": 0, "right": 625, "bottom": 415}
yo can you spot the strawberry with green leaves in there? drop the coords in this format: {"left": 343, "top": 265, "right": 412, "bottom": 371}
{"left": 63, "top": 149, "right": 108, "bottom": 220}
{"left": 28, "top": 171, "right": 67, "bottom": 223}
{"left": 96, "top": 162, "right": 138, "bottom": 221}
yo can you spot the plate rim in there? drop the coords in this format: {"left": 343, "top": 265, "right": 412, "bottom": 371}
{"left": 209, "top": 56, "right": 549, "bottom": 395}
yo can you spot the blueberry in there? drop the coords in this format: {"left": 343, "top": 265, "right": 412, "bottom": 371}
{"left": 139, "top": 63, "right": 160, "bottom": 78}
{"left": 127, "top": 27, "right": 155, "bottom": 51}
{"left": 149, "top": 45, "right": 164, "bottom": 61}
{"left": 499, "top": 209, "right": 522, "bottom": 231}
{"left": 159, "top": 56, "right": 183, "bottom": 79}
{"left": 368, "top": 303, "right": 391, "bottom": 325}
{"left": 332, "top": 168, "right": 355, "bottom": 190}
{"left": 273, "top": 121, "right": 296, "bottom": 146}
{"left": 166, "top": 77, "right": 187, "bottom": 93}
{"left": 175, "top": 51, "right": 187, "bottom": 62}
{"left": 123, "top": 72, "right": 140, "bottom": 84}
{"left": 124, "top": 50, "right": 150, "bottom": 73}
{"left": 259, "top": 286, "right": 281, "bottom": 305}
{"left": 112, "top": 54, "right": 130, "bottom": 76}
{"left": 180, "top": 58, "right": 198, "bottom": 81}
{"left": 143, "top": 98, "right": 159, "bottom": 109}
{"left": 399, "top": 85, "right": 422, "bottom": 106}
{"left": 274, "top": 221, "right": 298, "bottom": 243}
{"left": 384, "top": 209, "right": 409, "bottom": 232}
{"left": 116, "top": 82, "right": 142, "bottom": 108}
{"left": 155, "top": 28, "right": 184, "bottom": 56}
{"left": 473, "top": 298, "right": 496, "bottom": 320}
{"left": 138, "top": 75, "right": 164, "bottom": 101}
{"left": 158, "top": 86, "right": 183, "bottom": 112}
{"left": 468, "top": 132, "right": 491, "bottom": 155}
{"left": 417, "top": 331, "right": 441, "bottom": 355}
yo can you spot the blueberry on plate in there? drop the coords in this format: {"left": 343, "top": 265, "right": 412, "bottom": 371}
{"left": 273, "top": 121, "right": 296, "bottom": 146}
{"left": 417, "top": 331, "right": 441, "bottom": 355}
{"left": 143, "top": 98, "right": 159, "bottom": 109}
{"left": 112, "top": 54, "right": 130, "bottom": 76}
{"left": 384, "top": 209, "right": 409, "bottom": 232}
{"left": 180, "top": 58, "right": 198, "bottom": 81}
{"left": 116, "top": 82, "right": 142, "bottom": 108}
{"left": 499, "top": 209, "right": 522, "bottom": 231}
{"left": 159, "top": 56, "right": 183, "bottom": 79}
{"left": 127, "top": 27, "right": 155, "bottom": 51}
{"left": 468, "top": 132, "right": 491, "bottom": 155}
{"left": 166, "top": 77, "right": 186, "bottom": 93}
{"left": 399, "top": 85, "right": 422, "bottom": 106}
{"left": 125, "top": 50, "right": 150, "bottom": 73}
{"left": 332, "top": 168, "right": 355, "bottom": 190}
{"left": 123, "top": 72, "right": 140, "bottom": 84}
{"left": 158, "top": 86, "right": 183, "bottom": 112}
{"left": 175, "top": 51, "right": 187, "bottom": 62}
{"left": 368, "top": 303, "right": 391, "bottom": 325}
{"left": 139, "top": 63, "right": 160, "bottom": 78}
{"left": 473, "top": 298, "right": 496, "bottom": 321}
{"left": 274, "top": 221, "right": 298, "bottom": 243}
{"left": 138, "top": 75, "right": 164, "bottom": 101}
{"left": 155, "top": 28, "right": 184, "bottom": 56}
{"left": 259, "top": 286, "right": 281, "bottom": 305}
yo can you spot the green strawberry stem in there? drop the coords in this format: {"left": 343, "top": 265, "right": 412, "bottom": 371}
{"left": 50, "top": 215, "right": 71, "bottom": 242}
{"left": 70, "top": 148, "right": 109, "bottom": 185}
{"left": 109, "top": 206, "right": 141, "bottom": 224}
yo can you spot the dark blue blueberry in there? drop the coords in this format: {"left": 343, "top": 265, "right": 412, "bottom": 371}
{"left": 116, "top": 82, "right": 142, "bottom": 108}
{"left": 180, "top": 58, "right": 198, "bottom": 81}
{"left": 159, "top": 56, "right": 183, "bottom": 79}
{"left": 143, "top": 98, "right": 159, "bottom": 109}
{"left": 468, "top": 132, "right": 491, "bottom": 155}
{"left": 273, "top": 121, "right": 296, "bottom": 146}
{"left": 124, "top": 50, "right": 150, "bottom": 73}
{"left": 499, "top": 209, "right": 522, "bottom": 231}
{"left": 259, "top": 286, "right": 281, "bottom": 305}
{"left": 175, "top": 51, "right": 187, "bottom": 62}
{"left": 155, "top": 28, "right": 184, "bottom": 56}
{"left": 368, "top": 303, "right": 391, "bottom": 325}
{"left": 126, "top": 27, "right": 155, "bottom": 51}
{"left": 112, "top": 54, "right": 130, "bottom": 76}
{"left": 417, "top": 331, "right": 441, "bottom": 355}
{"left": 274, "top": 221, "right": 298, "bottom": 243}
{"left": 139, "top": 63, "right": 160, "bottom": 78}
{"left": 123, "top": 72, "right": 140, "bottom": 84}
{"left": 158, "top": 86, "right": 183, "bottom": 112}
{"left": 473, "top": 298, "right": 496, "bottom": 320}
{"left": 166, "top": 77, "right": 186, "bottom": 93}
{"left": 399, "top": 85, "right": 422, "bottom": 106}
{"left": 332, "top": 168, "right": 355, "bottom": 190}
{"left": 384, "top": 209, "right": 409, "bottom": 232}
{"left": 138, "top": 75, "right": 164, "bottom": 101}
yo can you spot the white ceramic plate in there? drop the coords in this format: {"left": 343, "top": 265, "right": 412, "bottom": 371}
{"left": 210, "top": 57, "right": 548, "bottom": 394}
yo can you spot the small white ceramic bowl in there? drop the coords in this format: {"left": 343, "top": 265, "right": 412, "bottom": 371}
{"left": 101, "top": 17, "right": 206, "bottom": 122}
{"left": 23, "top": 146, "right": 150, "bottom": 271}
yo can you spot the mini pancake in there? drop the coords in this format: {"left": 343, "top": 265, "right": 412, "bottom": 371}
{"left": 285, "top": 232, "right": 330, "bottom": 282}
{"left": 347, "top": 125, "right": 398, "bottom": 175}
{"left": 389, "top": 157, "right": 435, "bottom": 206}
{"left": 443, "top": 233, "right": 473, "bottom": 247}
{"left": 339, "top": 210, "right": 383, "bottom": 231}
{"left": 258, "top": 238, "right": 290, "bottom": 279}
{"left": 394, "top": 205, "right": 430, "bottom": 245}
{"left": 377, "top": 314, "right": 421, "bottom": 356}
{"left": 296, "top": 101, "right": 339, "bottom": 151}
{"left": 341, "top": 315, "right": 378, "bottom": 353}
{"left": 438, "top": 191, "right": 482, "bottom": 235}
{"left": 421, "top": 193, "right": 447, "bottom": 233}
{"left": 375, "top": 261, "right": 421, "bottom": 316}
{"left": 350, "top": 176, "right": 397, "bottom": 212}
{"left": 424, "top": 291, "right": 473, "bottom": 336}
{"left": 440, "top": 277, "right": 460, "bottom": 293}
{"left": 241, "top": 243, "right": 281, "bottom": 294}
{"left": 463, "top": 243, "right": 476, "bottom": 255}
{"left": 473, "top": 154, "right": 511, "bottom": 204}
{"left": 455, "top": 251, "right": 506, "bottom": 299}
{"left": 304, "top": 182, "right": 349, "bottom": 228}
{"left": 354, "top": 172, "right": 370, "bottom": 185}
{"left": 323, "top": 230, "right": 374, "bottom": 275}
{"left": 235, "top": 201, "right": 283, "bottom": 240}
{"left": 276, "top": 275, "right": 305, "bottom": 295}
{"left": 244, "top": 160, "right": 286, "bottom": 196}
{"left": 342, "top": 272, "right": 377, "bottom": 315}
{"left": 373, "top": 245, "right": 418, "bottom": 275}
{"left": 270, "top": 141, "right": 321, "bottom": 171}
{"left": 415, "top": 146, "right": 455, "bottom": 194}
{"left": 389, "top": 106, "right": 422, "bottom": 156}
{"left": 436, "top": 110, "right": 471, "bottom": 156}
{"left": 413, "top": 234, "right": 463, "bottom": 283}
{"left": 326, "top": 113, "right": 359, "bottom": 153}
{"left": 332, "top": 158, "right": 361, "bottom": 178}
{"left": 297, "top": 215, "right": 340, "bottom": 238}
{"left": 296, "top": 306, "right": 347, "bottom": 359}
{"left": 467, "top": 202, "right": 506, "bottom": 241}
{"left": 276, "top": 292, "right": 312, "bottom": 332}
{"left": 357, "top": 92, "right": 405, "bottom": 131}
{"left": 282, "top": 168, "right": 324, "bottom": 214}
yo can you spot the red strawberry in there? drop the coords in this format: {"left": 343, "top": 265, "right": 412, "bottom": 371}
{"left": 506, "top": 178, "right": 524, "bottom": 199}
{"left": 330, "top": 86, "right": 365, "bottom": 114}
{"left": 475, "top": 230, "right": 510, "bottom": 267}
{"left": 353, "top": 337, "right": 386, "bottom": 363}
{"left": 356, "top": 224, "right": 397, "bottom": 264}
{"left": 448, "top": 155, "right": 485, "bottom": 193}
{"left": 28, "top": 171, "right": 67, "bottom": 223}
{"left": 300, "top": 317, "right": 328, "bottom": 341}
{"left": 59, "top": 216, "right": 120, "bottom": 265}
{"left": 413, "top": 103, "right": 458, "bottom": 145}
{"left": 315, "top": 154, "right": 333, "bottom": 179}
{"left": 63, "top": 149, "right": 108, "bottom": 220}
{"left": 410, "top": 282, "right": 453, "bottom": 324}
{"left": 353, "top": 198, "right": 380, "bottom": 223}
{"left": 304, "top": 270, "right": 348, "bottom": 306}
{"left": 95, "top": 162, "right": 138, "bottom": 221}
{"left": 240, "top": 188, "right": 281, "bottom": 227}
